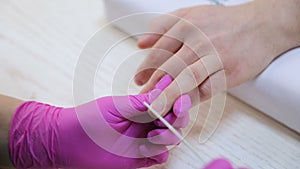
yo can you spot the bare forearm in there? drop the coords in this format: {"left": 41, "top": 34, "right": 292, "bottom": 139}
{"left": 253, "top": 0, "right": 300, "bottom": 48}
{"left": 0, "top": 94, "right": 23, "bottom": 167}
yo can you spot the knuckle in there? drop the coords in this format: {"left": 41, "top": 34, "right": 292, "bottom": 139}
{"left": 178, "top": 23, "right": 193, "bottom": 34}
{"left": 164, "top": 87, "right": 180, "bottom": 104}
{"left": 151, "top": 71, "right": 166, "bottom": 84}
{"left": 199, "top": 81, "right": 212, "bottom": 99}
{"left": 147, "top": 51, "right": 165, "bottom": 66}
{"left": 181, "top": 47, "right": 200, "bottom": 63}
{"left": 188, "top": 64, "right": 203, "bottom": 83}
{"left": 176, "top": 67, "right": 198, "bottom": 90}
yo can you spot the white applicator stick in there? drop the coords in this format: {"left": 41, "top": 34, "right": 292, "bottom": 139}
{"left": 143, "top": 101, "right": 204, "bottom": 163}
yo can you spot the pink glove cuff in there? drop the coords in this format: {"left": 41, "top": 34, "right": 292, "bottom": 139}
{"left": 9, "top": 101, "right": 62, "bottom": 168}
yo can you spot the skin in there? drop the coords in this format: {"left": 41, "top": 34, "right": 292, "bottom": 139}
{"left": 0, "top": 94, "right": 22, "bottom": 167}
{"left": 134, "top": 0, "right": 300, "bottom": 117}
{"left": 1, "top": 0, "right": 300, "bottom": 167}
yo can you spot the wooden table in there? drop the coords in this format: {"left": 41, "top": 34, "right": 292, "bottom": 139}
{"left": 0, "top": 1, "right": 299, "bottom": 168}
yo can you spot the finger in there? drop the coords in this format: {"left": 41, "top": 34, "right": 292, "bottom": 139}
{"left": 135, "top": 13, "right": 198, "bottom": 86}
{"left": 140, "top": 73, "right": 173, "bottom": 94}
{"left": 136, "top": 14, "right": 210, "bottom": 86}
{"left": 153, "top": 74, "right": 173, "bottom": 91}
{"left": 154, "top": 94, "right": 191, "bottom": 128}
{"left": 187, "top": 88, "right": 202, "bottom": 107}
{"left": 173, "top": 94, "right": 192, "bottom": 117}
{"left": 148, "top": 74, "right": 173, "bottom": 103}
{"left": 154, "top": 112, "right": 176, "bottom": 127}
{"left": 197, "top": 70, "right": 227, "bottom": 101}
{"left": 117, "top": 74, "right": 172, "bottom": 121}
{"left": 111, "top": 94, "right": 149, "bottom": 120}
{"left": 154, "top": 113, "right": 189, "bottom": 129}
{"left": 135, "top": 37, "right": 182, "bottom": 86}
{"left": 140, "top": 45, "right": 202, "bottom": 93}
{"left": 139, "top": 70, "right": 167, "bottom": 94}
{"left": 138, "top": 9, "right": 187, "bottom": 48}
{"left": 147, "top": 129, "right": 182, "bottom": 145}
{"left": 150, "top": 54, "right": 222, "bottom": 117}
{"left": 139, "top": 144, "right": 168, "bottom": 165}
{"left": 137, "top": 15, "right": 179, "bottom": 48}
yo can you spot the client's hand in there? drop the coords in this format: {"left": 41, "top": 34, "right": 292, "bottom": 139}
{"left": 135, "top": 0, "right": 300, "bottom": 116}
{"left": 9, "top": 75, "right": 191, "bottom": 169}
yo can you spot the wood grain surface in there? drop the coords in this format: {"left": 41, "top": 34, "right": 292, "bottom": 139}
{"left": 0, "top": 1, "right": 299, "bottom": 169}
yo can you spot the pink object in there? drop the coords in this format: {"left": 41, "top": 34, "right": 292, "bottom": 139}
{"left": 203, "top": 158, "right": 234, "bottom": 169}
{"left": 203, "top": 158, "right": 248, "bottom": 169}
{"left": 9, "top": 75, "right": 191, "bottom": 169}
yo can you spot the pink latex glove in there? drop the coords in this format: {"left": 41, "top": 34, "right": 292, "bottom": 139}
{"left": 203, "top": 158, "right": 248, "bottom": 169}
{"left": 9, "top": 75, "right": 191, "bottom": 169}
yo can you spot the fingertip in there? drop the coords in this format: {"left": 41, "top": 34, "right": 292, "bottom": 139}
{"left": 154, "top": 119, "right": 165, "bottom": 127}
{"left": 140, "top": 86, "right": 152, "bottom": 94}
{"left": 147, "top": 129, "right": 181, "bottom": 145}
{"left": 174, "top": 115, "right": 190, "bottom": 128}
{"left": 134, "top": 74, "right": 147, "bottom": 86}
{"left": 146, "top": 76, "right": 175, "bottom": 118}
{"left": 150, "top": 99, "right": 169, "bottom": 118}
{"left": 137, "top": 34, "right": 160, "bottom": 49}
{"left": 154, "top": 111, "right": 189, "bottom": 128}
{"left": 147, "top": 129, "right": 159, "bottom": 138}
{"left": 149, "top": 89, "right": 162, "bottom": 103}
{"left": 147, "top": 110, "right": 158, "bottom": 119}
{"left": 154, "top": 113, "right": 175, "bottom": 127}
{"left": 154, "top": 74, "right": 173, "bottom": 90}
{"left": 173, "top": 94, "right": 192, "bottom": 117}
{"left": 135, "top": 80, "right": 144, "bottom": 86}
{"left": 137, "top": 39, "right": 150, "bottom": 49}
{"left": 135, "top": 69, "right": 156, "bottom": 86}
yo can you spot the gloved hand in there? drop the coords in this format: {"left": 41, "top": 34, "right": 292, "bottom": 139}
{"left": 203, "top": 158, "right": 248, "bottom": 169}
{"left": 9, "top": 75, "right": 191, "bottom": 169}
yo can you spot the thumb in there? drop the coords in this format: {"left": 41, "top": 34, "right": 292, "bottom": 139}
{"left": 110, "top": 94, "right": 149, "bottom": 120}
{"left": 108, "top": 75, "right": 173, "bottom": 120}
{"left": 153, "top": 74, "right": 173, "bottom": 91}
{"left": 109, "top": 89, "right": 163, "bottom": 121}
{"left": 127, "top": 74, "right": 173, "bottom": 111}
{"left": 146, "top": 74, "right": 173, "bottom": 103}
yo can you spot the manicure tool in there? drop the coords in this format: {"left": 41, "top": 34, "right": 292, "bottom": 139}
{"left": 143, "top": 102, "right": 204, "bottom": 163}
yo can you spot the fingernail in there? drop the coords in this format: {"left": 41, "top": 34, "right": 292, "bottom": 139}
{"left": 154, "top": 74, "right": 173, "bottom": 90}
{"left": 135, "top": 78, "right": 145, "bottom": 86}
{"left": 152, "top": 101, "right": 165, "bottom": 114}
{"left": 148, "top": 92, "right": 168, "bottom": 118}
{"left": 174, "top": 94, "right": 191, "bottom": 117}
{"left": 147, "top": 130, "right": 160, "bottom": 138}
{"left": 149, "top": 89, "right": 162, "bottom": 103}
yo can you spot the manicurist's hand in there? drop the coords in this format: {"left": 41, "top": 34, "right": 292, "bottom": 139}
{"left": 135, "top": 0, "right": 300, "bottom": 116}
{"left": 9, "top": 75, "right": 191, "bottom": 169}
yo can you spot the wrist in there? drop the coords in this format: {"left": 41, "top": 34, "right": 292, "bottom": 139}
{"left": 0, "top": 95, "right": 23, "bottom": 167}
{"left": 9, "top": 101, "right": 63, "bottom": 168}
